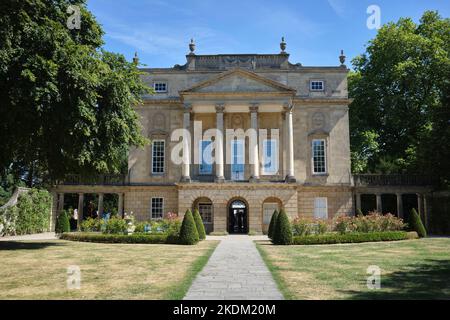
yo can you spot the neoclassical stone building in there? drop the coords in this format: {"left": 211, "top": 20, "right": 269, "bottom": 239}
{"left": 124, "top": 39, "right": 352, "bottom": 234}
{"left": 52, "top": 40, "right": 432, "bottom": 234}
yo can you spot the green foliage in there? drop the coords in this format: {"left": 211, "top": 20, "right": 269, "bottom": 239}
{"left": 0, "top": 0, "right": 151, "bottom": 185}
{"left": 292, "top": 231, "right": 409, "bottom": 245}
{"left": 14, "top": 189, "right": 52, "bottom": 235}
{"left": 409, "top": 208, "right": 427, "bottom": 238}
{"left": 80, "top": 217, "right": 101, "bottom": 232}
{"left": 103, "top": 217, "right": 128, "bottom": 235}
{"left": 333, "top": 212, "right": 405, "bottom": 234}
{"left": 60, "top": 232, "right": 168, "bottom": 244}
{"left": 192, "top": 209, "right": 206, "bottom": 240}
{"left": 292, "top": 217, "right": 328, "bottom": 236}
{"left": 178, "top": 210, "right": 199, "bottom": 245}
{"left": 272, "top": 210, "right": 293, "bottom": 245}
{"left": 56, "top": 210, "right": 70, "bottom": 234}
{"left": 0, "top": 188, "right": 51, "bottom": 236}
{"left": 349, "top": 11, "right": 450, "bottom": 184}
{"left": 267, "top": 210, "right": 278, "bottom": 239}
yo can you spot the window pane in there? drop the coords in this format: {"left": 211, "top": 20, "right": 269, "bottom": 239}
{"left": 231, "top": 140, "right": 244, "bottom": 180}
{"left": 263, "top": 203, "right": 279, "bottom": 224}
{"left": 152, "top": 140, "right": 165, "bottom": 173}
{"left": 151, "top": 198, "right": 164, "bottom": 220}
{"left": 314, "top": 198, "right": 328, "bottom": 219}
{"left": 199, "top": 140, "right": 213, "bottom": 174}
{"left": 263, "top": 139, "right": 278, "bottom": 175}
{"left": 198, "top": 203, "right": 212, "bottom": 223}
{"left": 312, "top": 139, "right": 326, "bottom": 174}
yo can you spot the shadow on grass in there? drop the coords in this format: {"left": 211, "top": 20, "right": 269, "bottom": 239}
{"left": 0, "top": 241, "right": 64, "bottom": 251}
{"left": 342, "top": 259, "right": 450, "bottom": 300}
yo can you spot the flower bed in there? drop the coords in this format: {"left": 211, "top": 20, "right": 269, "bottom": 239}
{"left": 292, "top": 231, "right": 412, "bottom": 245}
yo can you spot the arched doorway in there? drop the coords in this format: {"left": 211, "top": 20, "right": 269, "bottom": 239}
{"left": 228, "top": 199, "right": 248, "bottom": 234}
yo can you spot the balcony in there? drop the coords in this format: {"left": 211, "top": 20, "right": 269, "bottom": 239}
{"left": 353, "top": 174, "right": 437, "bottom": 187}
{"left": 59, "top": 174, "right": 127, "bottom": 186}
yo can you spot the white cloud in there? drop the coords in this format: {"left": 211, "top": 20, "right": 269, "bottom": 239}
{"left": 328, "top": 0, "right": 347, "bottom": 18}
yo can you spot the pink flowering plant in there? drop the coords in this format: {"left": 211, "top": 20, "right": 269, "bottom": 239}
{"left": 333, "top": 211, "right": 406, "bottom": 234}
{"left": 292, "top": 217, "right": 330, "bottom": 236}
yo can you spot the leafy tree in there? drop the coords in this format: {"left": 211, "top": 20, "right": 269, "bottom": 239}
{"left": 267, "top": 210, "right": 278, "bottom": 240}
{"left": 178, "top": 210, "right": 199, "bottom": 245}
{"left": 409, "top": 208, "right": 427, "bottom": 238}
{"left": 349, "top": 11, "right": 450, "bottom": 185}
{"left": 0, "top": 0, "right": 150, "bottom": 187}
{"left": 193, "top": 208, "right": 206, "bottom": 240}
{"left": 272, "top": 209, "right": 293, "bottom": 245}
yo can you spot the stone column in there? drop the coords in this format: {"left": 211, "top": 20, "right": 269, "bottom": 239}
{"left": 50, "top": 192, "right": 58, "bottom": 232}
{"left": 58, "top": 193, "right": 65, "bottom": 214}
{"left": 417, "top": 193, "right": 423, "bottom": 219}
{"left": 181, "top": 104, "right": 192, "bottom": 182}
{"left": 250, "top": 103, "right": 260, "bottom": 182}
{"left": 396, "top": 193, "right": 403, "bottom": 218}
{"left": 98, "top": 193, "right": 104, "bottom": 218}
{"left": 77, "top": 193, "right": 84, "bottom": 230}
{"left": 356, "top": 193, "right": 362, "bottom": 214}
{"left": 118, "top": 193, "right": 124, "bottom": 218}
{"left": 284, "top": 103, "right": 296, "bottom": 182}
{"left": 215, "top": 104, "right": 225, "bottom": 182}
{"left": 376, "top": 193, "right": 382, "bottom": 212}
{"left": 423, "top": 195, "right": 429, "bottom": 230}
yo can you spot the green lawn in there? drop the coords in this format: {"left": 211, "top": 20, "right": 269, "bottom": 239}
{"left": 0, "top": 240, "right": 218, "bottom": 300}
{"left": 257, "top": 238, "right": 450, "bottom": 300}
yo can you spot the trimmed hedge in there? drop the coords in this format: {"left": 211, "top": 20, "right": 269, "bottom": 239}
{"left": 272, "top": 209, "right": 293, "bottom": 245}
{"left": 179, "top": 210, "right": 199, "bottom": 245}
{"left": 292, "top": 231, "right": 409, "bottom": 245}
{"left": 409, "top": 208, "right": 427, "bottom": 238}
{"left": 193, "top": 209, "right": 206, "bottom": 240}
{"left": 267, "top": 210, "right": 278, "bottom": 240}
{"left": 60, "top": 232, "right": 171, "bottom": 244}
{"left": 55, "top": 210, "right": 70, "bottom": 234}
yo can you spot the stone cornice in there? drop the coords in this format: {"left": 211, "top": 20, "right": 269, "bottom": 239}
{"left": 293, "top": 98, "right": 352, "bottom": 105}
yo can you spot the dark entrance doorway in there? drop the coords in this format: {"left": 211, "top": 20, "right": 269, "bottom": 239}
{"left": 228, "top": 200, "right": 248, "bottom": 234}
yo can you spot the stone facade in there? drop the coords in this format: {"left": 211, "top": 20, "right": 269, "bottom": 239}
{"left": 124, "top": 43, "right": 354, "bottom": 234}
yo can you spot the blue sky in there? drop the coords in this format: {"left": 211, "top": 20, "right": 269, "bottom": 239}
{"left": 87, "top": 0, "right": 449, "bottom": 68}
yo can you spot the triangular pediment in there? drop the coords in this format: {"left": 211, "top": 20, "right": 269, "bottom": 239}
{"left": 180, "top": 68, "right": 296, "bottom": 95}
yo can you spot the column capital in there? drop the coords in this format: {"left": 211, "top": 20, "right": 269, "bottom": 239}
{"left": 283, "top": 102, "right": 293, "bottom": 113}
{"left": 215, "top": 103, "right": 225, "bottom": 113}
{"left": 184, "top": 103, "right": 192, "bottom": 112}
{"left": 249, "top": 103, "right": 259, "bottom": 113}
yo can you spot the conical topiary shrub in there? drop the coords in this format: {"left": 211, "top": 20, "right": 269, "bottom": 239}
{"left": 193, "top": 208, "right": 206, "bottom": 240}
{"left": 56, "top": 210, "right": 70, "bottom": 234}
{"left": 409, "top": 208, "right": 427, "bottom": 238}
{"left": 272, "top": 209, "right": 293, "bottom": 245}
{"left": 268, "top": 210, "right": 279, "bottom": 240}
{"left": 179, "top": 210, "right": 199, "bottom": 245}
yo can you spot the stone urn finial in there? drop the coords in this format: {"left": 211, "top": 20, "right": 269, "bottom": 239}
{"left": 133, "top": 51, "right": 139, "bottom": 64}
{"left": 280, "top": 37, "right": 287, "bottom": 53}
{"left": 339, "top": 49, "right": 346, "bottom": 66}
{"left": 189, "top": 38, "right": 196, "bottom": 55}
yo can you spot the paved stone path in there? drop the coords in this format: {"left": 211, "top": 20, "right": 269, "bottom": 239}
{"left": 184, "top": 235, "right": 283, "bottom": 300}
